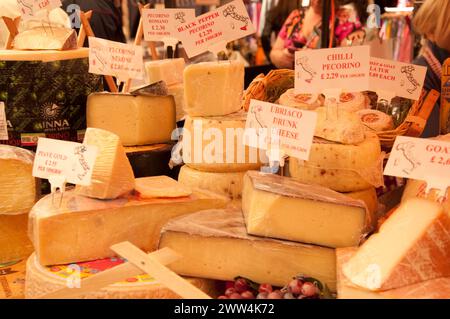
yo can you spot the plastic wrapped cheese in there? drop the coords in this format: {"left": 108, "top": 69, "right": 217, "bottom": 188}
{"left": 338, "top": 92, "right": 368, "bottom": 113}
{"left": 357, "top": 109, "right": 394, "bottom": 132}
{"left": 278, "top": 89, "right": 323, "bottom": 110}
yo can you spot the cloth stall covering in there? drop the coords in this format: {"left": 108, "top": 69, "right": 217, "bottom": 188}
{"left": 379, "top": 14, "right": 413, "bottom": 63}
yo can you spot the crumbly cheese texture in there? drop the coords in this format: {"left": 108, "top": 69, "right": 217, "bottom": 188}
{"left": 87, "top": 93, "right": 176, "bottom": 146}
{"left": 0, "top": 214, "right": 33, "bottom": 264}
{"left": 145, "top": 58, "right": 185, "bottom": 86}
{"left": 278, "top": 89, "right": 322, "bottom": 110}
{"left": 183, "top": 60, "right": 244, "bottom": 116}
{"left": 13, "top": 27, "right": 77, "bottom": 50}
{"left": 0, "top": 145, "right": 36, "bottom": 215}
{"left": 25, "top": 253, "right": 218, "bottom": 299}
{"left": 357, "top": 109, "right": 394, "bottom": 132}
{"left": 343, "top": 198, "right": 450, "bottom": 291}
{"left": 30, "top": 182, "right": 228, "bottom": 265}
{"left": 135, "top": 176, "right": 192, "bottom": 198}
{"left": 242, "top": 171, "right": 370, "bottom": 248}
{"left": 159, "top": 209, "right": 337, "bottom": 291}
{"left": 76, "top": 128, "right": 135, "bottom": 200}
{"left": 178, "top": 165, "right": 245, "bottom": 200}
{"left": 182, "top": 112, "right": 263, "bottom": 172}
{"left": 168, "top": 83, "right": 186, "bottom": 122}
{"left": 289, "top": 134, "right": 383, "bottom": 192}
{"left": 314, "top": 107, "right": 365, "bottom": 145}
{"left": 337, "top": 248, "right": 450, "bottom": 299}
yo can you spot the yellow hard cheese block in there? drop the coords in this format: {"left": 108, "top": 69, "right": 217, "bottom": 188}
{"left": 30, "top": 178, "right": 228, "bottom": 266}
{"left": 183, "top": 60, "right": 244, "bottom": 117}
{"left": 242, "top": 171, "right": 371, "bottom": 248}
{"left": 343, "top": 199, "right": 450, "bottom": 291}
{"left": 76, "top": 128, "right": 135, "bottom": 200}
{"left": 337, "top": 248, "right": 450, "bottom": 299}
{"left": 159, "top": 209, "right": 337, "bottom": 292}
{"left": 87, "top": 93, "right": 176, "bottom": 146}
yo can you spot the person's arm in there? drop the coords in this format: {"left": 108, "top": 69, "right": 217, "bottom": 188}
{"left": 270, "top": 36, "right": 295, "bottom": 69}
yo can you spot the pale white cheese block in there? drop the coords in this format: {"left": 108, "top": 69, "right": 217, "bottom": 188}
{"left": 168, "top": 83, "right": 186, "bottom": 122}
{"left": 76, "top": 128, "right": 135, "bottom": 200}
{"left": 25, "top": 253, "right": 218, "bottom": 299}
{"left": 178, "top": 165, "right": 245, "bottom": 200}
{"left": 87, "top": 93, "right": 176, "bottom": 146}
{"left": 242, "top": 171, "right": 371, "bottom": 248}
{"left": 182, "top": 111, "right": 264, "bottom": 172}
{"left": 159, "top": 209, "right": 337, "bottom": 291}
{"left": 145, "top": 58, "right": 185, "bottom": 86}
{"left": 183, "top": 60, "right": 244, "bottom": 116}
{"left": 343, "top": 198, "right": 450, "bottom": 291}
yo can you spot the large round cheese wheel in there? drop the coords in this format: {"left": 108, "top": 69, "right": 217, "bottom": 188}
{"left": 182, "top": 111, "right": 264, "bottom": 172}
{"left": 178, "top": 165, "right": 245, "bottom": 200}
{"left": 289, "top": 134, "right": 383, "bottom": 192}
{"left": 25, "top": 253, "right": 218, "bottom": 299}
{"left": 278, "top": 89, "right": 323, "bottom": 110}
{"left": 338, "top": 92, "right": 367, "bottom": 112}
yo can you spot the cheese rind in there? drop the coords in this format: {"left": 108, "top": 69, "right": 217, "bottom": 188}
{"left": 145, "top": 58, "right": 185, "bottom": 86}
{"left": 135, "top": 176, "right": 192, "bottom": 198}
{"left": 357, "top": 109, "right": 394, "bottom": 132}
{"left": 278, "top": 89, "right": 322, "bottom": 110}
{"left": 31, "top": 180, "right": 228, "bottom": 265}
{"left": 183, "top": 60, "right": 244, "bottom": 116}
{"left": 159, "top": 209, "right": 337, "bottom": 291}
{"left": 182, "top": 112, "right": 263, "bottom": 172}
{"left": 242, "top": 171, "right": 370, "bottom": 248}
{"left": 87, "top": 93, "right": 176, "bottom": 146}
{"left": 343, "top": 198, "right": 450, "bottom": 291}
{"left": 25, "top": 253, "right": 217, "bottom": 299}
{"left": 76, "top": 128, "right": 135, "bottom": 200}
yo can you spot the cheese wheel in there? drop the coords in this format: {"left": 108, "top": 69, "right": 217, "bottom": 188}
{"left": 338, "top": 92, "right": 367, "bottom": 112}
{"left": 178, "top": 165, "right": 245, "bottom": 200}
{"left": 25, "top": 253, "right": 218, "bottom": 299}
{"left": 278, "top": 89, "right": 322, "bottom": 110}
{"left": 182, "top": 111, "right": 264, "bottom": 172}
{"left": 357, "top": 109, "right": 394, "bottom": 132}
{"left": 135, "top": 176, "right": 192, "bottom": 198}
{"left": 289, "top": 134, "right": 383, "bottom": 192}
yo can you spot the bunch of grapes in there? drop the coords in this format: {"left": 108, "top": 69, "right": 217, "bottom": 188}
{"left": 218, "top": 276, "right": 322, "bottom": 299}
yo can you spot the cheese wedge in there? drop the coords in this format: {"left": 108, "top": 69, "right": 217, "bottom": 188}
{"left": 343, "top": 198, "right": 450, "bottom": 291}
{"left": 338, "top": 92, "right": 367, "bottom": 113}
{"left": 135, "top": 176, "right": 192, "bottom": 198}
{"left": 76, "top": 128, "right": 135, "bottom": 200}
{"left": 242, "top": 171, "right": 371, "bottom": 248}
{"left": 30, "top": 180, "right": 228, "bottom": 265}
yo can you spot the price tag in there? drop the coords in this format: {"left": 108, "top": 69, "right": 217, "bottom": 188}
{"left": 369, "top": 57, "right": 427, "bottom": 100}
{"left": 176, "top": 0, "right": 256, "bottom": 58}
{"left": 384, "top": 136, "right": 450, "bottom": 195}
{"left": 142, "top": 9, "right": 196, "bottom": 42}
{"left": 88, "top": 37, "right": 144, "bottom": 81}
{"left": 32, "top": 138, "right": 98, "bottom": 186}
{"left": 244, "top": 99, "right": 317, "bottom": 161}
{"left": 0, "top": 102, "right": 8, "bottom": 141}
{"left": 294, "top": 46, "right": 370, "bottom": 94}
{"left": 17, "top": 0, "right": 62, "bottom": 20}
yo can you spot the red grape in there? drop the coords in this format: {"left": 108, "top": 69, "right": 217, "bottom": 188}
{"left": 283, "top": 292, "right": 295, "bottom": 299}
{"left": 256, "top": 292, "right": 268, "bottom": 299}
{"left": 301, "top": 282, "right": 319, "bottom": 297}
{"left": 225, "top": 287, "right": 236, "bottom": 297}
{"left": 241, "top": 291, "right": 255, "bottom": 299}
{"left": 218, "top": 295, "right": 228, "bottom": 299}
{"left": 258, "top": 283, "right": 273, "bottom": 294}
{"left": 234, "top": 278, "right": 249, "bottom": 293}
{"left": 288, "top": 279, "right": 303, "bottom": 295}
{"left": 267, "top": 290, "right": 283, "bottom": 299}
{"left": 229, "top": 293, "right": 243, "bottom": 299}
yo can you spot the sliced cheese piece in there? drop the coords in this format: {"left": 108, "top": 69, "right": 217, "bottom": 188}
{"left": 338, "top": 92, "right": 367, "bottom": 113}
{"left": 278, "top": 89, "right": 323, "bottom": 110}
{"left": 135, "top": 176, "right": 192, "bottom": 198}
{"left": 29, "top": 183, "right": 228, "bottom": 266}
{"left": 0, "top": 145, "right": 37, "bottom": 215}
{"left": 343, "top": 198, "right": 450, "bottom": 291}
{"left": 13, "top": 27, "right": 77, "bottom": 51}
{"left": 159, "top": 209, "right": 337, "bottom": 291}
{"left": 145, "top": 58, "right": 185, "bottom": 86}
{"left": 0, "top": 214, "right": 33, "bottom": 264}
{"left": 289, "top": 134, "right": 383, "bottom": 192}
{"left": 314, "top": 107, "right": 365, "bottom": 145}
{"left": 178, "top": 165, "right": 245, "bottom": 200}
{"left": 168, "top": 83, "right": 186, "bottom": 122}
{"left": 0, "top": 259, "right": 27, "bottom": 299}
{"left": 242, "top": 171, "right": 370, "bottom": 248}
{"left": 184, "top": 60, "right": 244, "bottom": 116}
{"left": 182, "top": 111, "right": 264, "bottom": 172}
{"left": 357, "top": 109, "right": 394, "bottom": 132}
{"left": 343, "top": 188, "right": 378, "bottom": 228}
{"left": 25, "top": 253, "right": 218, "bottom": 299}
{"left": 87, "top": 93, "right": 176, "bottom": 146}
{"left": 402, "top": 179, "right": 450, "bottom": 211}
{"left": 76, "top": 128, "right": 135, "bottom": 200}
{"left": 337, "top": 248, "right": 450, "bottom": 299}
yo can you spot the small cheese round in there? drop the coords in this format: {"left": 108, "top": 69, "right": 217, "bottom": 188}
{"left": 357, "top": 109, "right": 394, "bottom": 132}
{"left": 278, "top": 89, "right": 323, "bottom": 110}
{"left": 338, "top": 92, "right": 367, "bottom": 112}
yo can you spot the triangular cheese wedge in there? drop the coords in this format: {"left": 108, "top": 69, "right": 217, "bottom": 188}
{"left": 76, "top": 128, "right": 135, "bottom": 199}
{"left": 343, "top": 198, "right": 450, "bottom": 291}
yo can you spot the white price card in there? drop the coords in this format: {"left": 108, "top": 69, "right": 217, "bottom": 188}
{"left": 294, "top": 46, "right": 370, "bottom": 94}
{"left": 32, "top": 138, "right": 98, "bottom": 186}
{"left": 384, "top": 136, "right": 450, "bottom": 194}
{"left": 88, "top": 37, "right": 144, "bottom": 81}
{"left": 17, "top": 0, "right": 62, "bottom": 19}
{"left": 369, "top": 57, "right": 427, "bottom": 100}
{"left": 176, "top": 0, "right": 256, "bottom": 57}
{"left": 142, "top": 8, "right": 196, "bottom": 42}
{"left": 244, "top": 99, "right": 317, "bottom": 161}
{"left": 0, "top": 102, "right": 8, "bottom": 141}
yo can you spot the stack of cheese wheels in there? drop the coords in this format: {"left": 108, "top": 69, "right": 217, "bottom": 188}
{"left": 178, "top": 60, "right": 264, "bottom": 201}
{"left": 0, "top": 145, "right": 36, "bottom": 264}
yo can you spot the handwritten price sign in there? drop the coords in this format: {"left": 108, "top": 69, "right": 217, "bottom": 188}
{"left": 17, "top": 0, "right": 62, "bottom": 19}
{"left": 142, "top": 9, "right": 195, "bottom": 42}
{"left": 88, "top": 37, "right": 144, "bottom": 81}
{"left": 32, "top": 138, "right": 98, "bottom": 186}
{"left": 384, "top": 136, "right": 450, "bottom": 193}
